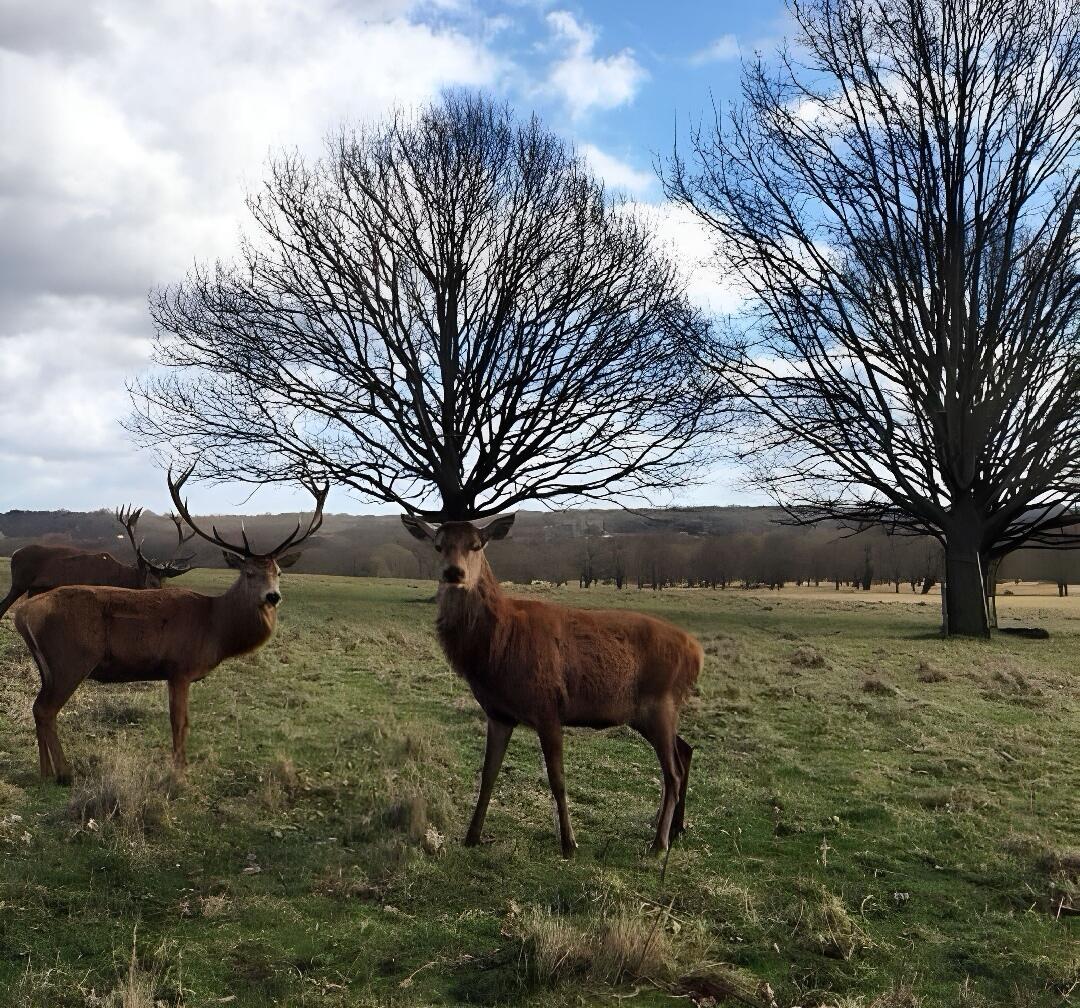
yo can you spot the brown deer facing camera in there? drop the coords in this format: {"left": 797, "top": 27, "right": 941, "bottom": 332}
{"left": 14, "top": 469, "right": 326, "bottom": 783}
{"left": 402, "top": 513, "right": 703, "bottom": 857}
{"left": 0, "top": 508, "right": 195, "bottom": 620}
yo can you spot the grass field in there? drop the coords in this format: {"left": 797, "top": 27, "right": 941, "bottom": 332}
{"left": 0, "top": 559, "right": 1076, "bottom": 1007}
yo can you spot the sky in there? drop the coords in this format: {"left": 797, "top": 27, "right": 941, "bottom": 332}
{"left": 0, "top": 0, "right": 790, "bottom": 516}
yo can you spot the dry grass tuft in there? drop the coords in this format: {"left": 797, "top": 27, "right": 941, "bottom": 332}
{"left": 593, "top": 906, "right": 674, "bottom": 982}
{"left": 790, "top": 645, "right": 827, "bottom": 668}
{"left": 1038, "top": 848, "right": 1080, "bottom": 874}
{"left": 198, "top": 893, "right": 232, "bottom": 919}
{"left": 260, "top": 755, "right": 300, "bottom": 811}
{"left": 832, "top": 985, "right": 922, "bottom": 1008}
{"left": 916, "top": 660, "right": 947, "bottom": 683}
{"left": 517, "top": 906, "right": 592, "bottom": 982}
{"left": 981, "top": 664, "right": 1046, "bottom": 707}
{"left": 79, "top": 929, "right": 184, "bottom": 1007}
{"left": 87, "top": 695, "right": 147, "bottom": 728}
{"left": 512, "top": 900, "right": 694, "bottom": 987}
{"left": 65, "top": 748, "right": 174, "bottom": 839}
{"left": 869, "top": 987, "right": 921, "bottom": 1008}
{"left": 863, "top": 675, "right": 899, "bottom": 696}
{"left": 790, "top": 881, "right": 874, "bottom": 960}
{"left": 383, "top": 792, "right": 430, "bottom": 842}
{"left": 316, "top": 865, "right": 383, "bottom": 900}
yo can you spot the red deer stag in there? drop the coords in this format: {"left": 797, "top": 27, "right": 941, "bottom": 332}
{"left": 0, "top": 508, "right": 195, "bottom": 620}
{"left": 14, "top": 470, "right": 326, "bottom": 783}
{"left": 402, "top": 514, "right": 703, "bottom": 857}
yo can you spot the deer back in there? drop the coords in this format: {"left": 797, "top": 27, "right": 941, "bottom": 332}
{"left": 16, "top": 586, "right": 223, "bottom": 678}
{"left": 30, "top": 552, "right": 142, "bottom": 594}
{"left": 438, "top": 581, "right": 701, "bottom": 728}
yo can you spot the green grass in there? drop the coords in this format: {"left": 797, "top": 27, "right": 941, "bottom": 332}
{"left": 0, "top": 561, "right": 1075, "bottom": 1006}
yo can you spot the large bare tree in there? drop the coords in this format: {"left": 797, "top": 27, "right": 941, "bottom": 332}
{"left": 129, "top": 93, "right": 720, "bottom": 521}
{"left": 666, "top": 0, "right": 1080, "bottom": 635}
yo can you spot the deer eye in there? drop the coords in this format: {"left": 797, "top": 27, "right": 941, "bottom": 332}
{"left": 434, "top": 543, "right": 442, "bottom": 552}
{"left": 470, "top": 542, "right": 482, "bottom": 552}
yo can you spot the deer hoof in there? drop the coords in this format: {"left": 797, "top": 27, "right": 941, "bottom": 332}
{"left": 650, "top": 840, "right": 669, "bottom": 857}
{"left": 463, "top": 832, "right": 482, "bottom": 847}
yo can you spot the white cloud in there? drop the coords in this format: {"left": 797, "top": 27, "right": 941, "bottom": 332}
{"left": 630, "top": 203, "right": 747, "bottom": 316}
{"left": 544, "top": 10, "right": 646, "bottom": 118}
{"left": 690, "top": 34, "right": 740, "bottom": 65}
{"left": 0, "top": 0, "right": 501, "bottom": 511}
{"left": 579, "top": 143, "right": 654, "bottom": 198}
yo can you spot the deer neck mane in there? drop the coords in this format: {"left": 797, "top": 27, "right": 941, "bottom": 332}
{"left": 436, "top": 555, "right": 504, "bottom": 649}
{"left": 210, "top": 577, "right": 277, "bottom": 661}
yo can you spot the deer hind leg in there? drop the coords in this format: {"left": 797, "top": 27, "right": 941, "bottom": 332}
{"left": 22, "top": 625, "right": 91, "bottom": 785}
{"left": 637, "top": 706, "right": 682, "bottom": 855}
{"left": 537, "top": 722, "right": 577, "bottom": 858}
{"left": 465, "top": 717, "right": 514, "bottom": 846}
{"left": 168, "top": 679, "right": 192, "bottom": 774}
{"left": 669, "top": 735, "right": 694, "bottom": 843}
{"left": 31, "top": 678, "right": 83, "bottom": 786}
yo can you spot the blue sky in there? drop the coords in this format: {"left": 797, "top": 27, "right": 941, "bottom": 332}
{"left": 0, "top": 0, "right": 789, "bottom": 516}
{"left": 501, "top": 0, "right": 788, "bottom": 184}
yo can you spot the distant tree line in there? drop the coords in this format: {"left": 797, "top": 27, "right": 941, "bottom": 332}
{"left": 5, "top": 505, "right": 1080, "bottom": 594}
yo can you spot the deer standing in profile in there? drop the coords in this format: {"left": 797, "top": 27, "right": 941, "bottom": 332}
{"left": 402, "top": 514, "right": 703, "bottom": 857}
{"left": 14, "top": 470, "right": 326, "bottom": 782}
{"left": 0, "top": 508, "right": 195, "bottom": 620}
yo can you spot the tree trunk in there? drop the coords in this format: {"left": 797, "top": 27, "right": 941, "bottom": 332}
{"left": 943, "top": 540, "right": 989, "bottom": 637}
{"left": 983, "top": 557, "right": 1000, "bottom": 630}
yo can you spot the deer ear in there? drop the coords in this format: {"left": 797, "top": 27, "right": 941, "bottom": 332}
{"left": 401, "top": 514, "right": 438, "bottom": 541}
{"left": 479, "top": 514, "right": 515, "bottom": 542}
{"left": 222, "top": 550, "right": 245, "bottom": 569}
{"left": 276, "top": 552, "right": 302, "bottom": 569}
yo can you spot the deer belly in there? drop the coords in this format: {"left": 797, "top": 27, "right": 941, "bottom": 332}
{"left": 466, "top": 682, "right": 530, "bottom": 726}
{"left": 89, "top": 660, "right": 172, "bottom": 683}
{"left": 562, "top": 714, "right": 625, "bottom": 729}
{"left": 559, "top": 686, "right": 636, "bottom": 728}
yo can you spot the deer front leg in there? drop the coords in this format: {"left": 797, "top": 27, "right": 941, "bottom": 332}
{"left": 168, "top": 679, "right": 191, "bottom": 774}
{"left": 465, "top": 718, "right": 514, "bottom": 846}
{"left": 538, "top": 722, "right": 577, "bottom": 858}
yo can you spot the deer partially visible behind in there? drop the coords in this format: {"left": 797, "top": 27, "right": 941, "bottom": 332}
{"left": 0, "top": 508, "right": 195, "bottom": 620}
{"left": 402, "top": 514, "right": 703, "bottom": 857}
{"left": 14, "top": 471, "right": 326, "bottom": 782}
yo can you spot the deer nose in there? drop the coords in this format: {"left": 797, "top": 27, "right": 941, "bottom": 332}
{"left": 443, "top": 565, "right": 466, "bottom": 584}
{"left": 265, "top": 591, "right": 281, "bottom": 606}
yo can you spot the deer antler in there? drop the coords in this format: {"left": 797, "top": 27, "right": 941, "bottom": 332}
{"left": 170, "top": 512, "right": 197, "bottom": 552}
{"left": 263, "top": 476, "right": 329, "bottom": 556}
{"left": 115, "top": 505, "right": 144, "bottom": 557}
{"left": 148, "top": 512, "right": 198, "bottom": 575}
{"left": 167, "top": 465, "right": 328, "bottom": 559}
{"left": 116, "top": 503, "right": 196, "bottom": 576}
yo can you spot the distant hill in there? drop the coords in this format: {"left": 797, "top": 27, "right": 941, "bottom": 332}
{"left": 0, "top": 504, "right": 791, "bottom": 582}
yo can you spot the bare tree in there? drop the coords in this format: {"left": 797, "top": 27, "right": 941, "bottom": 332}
{"left": 667, "top": 0, "right": 1080, "bottom": 635}
{"left": 578, "top": 536, "right": 599, "bottom": 588}
{"left": 609, "top": 541, "right": 627, "bottom": 589}
{"left": 130, "top": 92, "right": 720, "bottom": 521}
